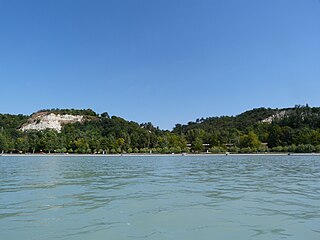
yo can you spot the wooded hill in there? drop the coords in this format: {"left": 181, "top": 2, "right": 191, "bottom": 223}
{"left": 1, "top": 105, "right": 320, "bottom": 154}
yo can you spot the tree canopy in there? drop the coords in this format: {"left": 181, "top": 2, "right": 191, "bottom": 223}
{"left": 1, "top": 105, "right": 320, "bottom": 154}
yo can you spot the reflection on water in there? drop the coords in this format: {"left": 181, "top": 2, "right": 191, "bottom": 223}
{"left": 0, "top": 155, "right": 319, "bottom": 239}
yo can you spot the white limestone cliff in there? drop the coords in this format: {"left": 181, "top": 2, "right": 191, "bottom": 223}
{"left": 261, "top": 111, "right": 287, "bottom": 123}
{"left": 20, "top": 112, "right": 84, "bottom": 132}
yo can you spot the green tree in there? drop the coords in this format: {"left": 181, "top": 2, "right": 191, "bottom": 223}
{"left": 267, "top": 125, "right": 283, "bottom": 148}
{"left": 0, "top": 134, "right": 9, "bottom": 152}
{"left": 240, "top": 131, "right": 261, "bottom": 149}
{"left": 15, "top": 137, "right": 29, "bottom": 153}
{"left": 101, "top": 112, "right": 110, "bottom": 118}
{"left": 192, "top": 137, "right": 203, "bottom": 152}
{"left": 116, "top": 138, "right": 125, "bottom": 150}
{"left": 74, "top": 138, "right": 89, "bottom": 153}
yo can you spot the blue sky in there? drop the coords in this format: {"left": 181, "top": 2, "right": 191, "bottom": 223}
{"left": 0, "top": 0, "right": 320, "bottom": 129}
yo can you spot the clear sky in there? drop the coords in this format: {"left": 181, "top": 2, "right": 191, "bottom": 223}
{"left": 0, "top": 0, "right": 320, "bottom": 129}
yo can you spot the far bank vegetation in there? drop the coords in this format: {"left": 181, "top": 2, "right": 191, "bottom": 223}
{"left": 1, "top": 105, "right": 320, "bottom": 154}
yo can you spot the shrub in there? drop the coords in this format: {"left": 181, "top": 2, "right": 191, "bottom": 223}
{"left": 240, "top": 147, "right": 253, "bottom": 153}
{"left": 295, "top": 144, "right": 315, "bottom": 153}
{"left": 209, "top": 146, "right": 225, "bottom": 153}
{"left": 288, "top": 145, "right": 297, "bottom": 153}
{"left": 271, "top": 146, "right": 284, "bottom": 152}
{"left": 228, "top": 146, "right": 239, "bottom": 153}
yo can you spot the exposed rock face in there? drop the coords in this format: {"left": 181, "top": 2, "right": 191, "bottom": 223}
{"left": 261, "top": 111, "right": 287, "bottom": 123}
{"left": 20, "top": 112, "right": 84, "bottom": 132}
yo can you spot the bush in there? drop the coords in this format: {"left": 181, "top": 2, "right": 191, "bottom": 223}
{"left": 257, "top": 147, "right": 267, "bottom": 153}
{"left": 155, "top": 147, "right": 162, "bottom": 153}
{"left": 161, "top": 147, "right": 170, "bottom": 154}
{"left": 75, "top": 148, "right": 87, "bottom": 154}
{"left": 271, "top": 146, "right": 284, "bottom": 152}
{"left": 55, "top": 148, "right": 67, "bottom": 153}
{"left": 139, "top": 148, "right": 149, "bottom": 153}
{"left": 209, "top": 146, "right": 225, "bottom": 153}
{"left": 240, "top": 147, "right": 254, "bottom": 153}
{"left": 170, "top": 146, "right": 181, "bottom": 153}
{"left": 288, "top": 145, "right": 297, "bottom": 153}
{"left": 295, "top": 144, "right": 315, "bottom": 153}
{"left": 182, "top": 147, "right": 190, "bottom": 153}
{"left": 228, "top": 146, "right": 239, "bottom": 153}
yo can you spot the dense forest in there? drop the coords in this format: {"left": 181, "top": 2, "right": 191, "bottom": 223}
{"left": 1, "top": 105, "right": 320, "bottom": 154}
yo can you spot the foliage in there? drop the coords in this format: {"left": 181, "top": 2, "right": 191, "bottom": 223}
{"left": 1, "top": 105, "right": 320, "bottom": 154}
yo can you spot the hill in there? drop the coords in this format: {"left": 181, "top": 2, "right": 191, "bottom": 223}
{"left": 0, "top": 109, "right": 184, "bottom": 154}
{"left": 1, "top": 105, "right": 320, "bottom": 154}
{"left": 173, "top": 105, "right": 320, "bottom": 153}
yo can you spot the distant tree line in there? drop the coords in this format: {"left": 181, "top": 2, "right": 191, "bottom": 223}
{"left": 1, "top": 106, "right": 320, "bottom": 154}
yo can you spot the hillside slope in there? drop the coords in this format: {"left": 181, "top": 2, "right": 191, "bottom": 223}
{"left": 1, "top": 105, "right": 320, "bottom": 154}
{"left": 20, "top": 112, "right": 85, "bottom": 132}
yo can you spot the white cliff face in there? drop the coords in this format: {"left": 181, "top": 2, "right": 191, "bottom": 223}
{"left": 261, "top": 111, "right": 287, "bottom": 123}
{"left": 20, "top": 113, "right": 84, "bottom": 132}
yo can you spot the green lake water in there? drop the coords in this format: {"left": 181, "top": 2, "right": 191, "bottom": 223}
{"left": 0, "top": 155, "right": 319, "bottom": 240}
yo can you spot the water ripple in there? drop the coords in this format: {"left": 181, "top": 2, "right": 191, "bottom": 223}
{"left": 0, "top": 155, "right": 320, "bottom": 239}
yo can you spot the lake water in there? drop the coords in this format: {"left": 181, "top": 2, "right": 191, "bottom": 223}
{"left": 0, "top": 155, "right": 319, "bottom": 240}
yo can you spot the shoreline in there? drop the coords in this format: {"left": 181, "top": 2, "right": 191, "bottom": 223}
{"left": 1, "top": 153, "right": 320, "bottom": 157}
